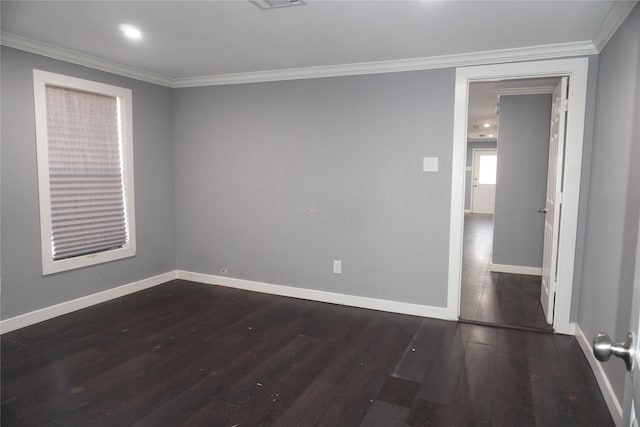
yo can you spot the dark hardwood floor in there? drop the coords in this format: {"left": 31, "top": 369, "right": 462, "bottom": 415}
{"left": 2, "top": 280, "right": 612, "bottom": 426}
{"left": 460, "top": 213, "right": 553, "bottom": 331}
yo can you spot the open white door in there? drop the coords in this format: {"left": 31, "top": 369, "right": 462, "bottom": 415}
{"left": 623, "top": 220, "right": 640, "bottom": 427}
{"left": 593, "top": 210, "right": 640, "bottom": 426}
{"left": 471, "top": 149, "right": 497, "bottom": 214}
{"left": 540, "top": 77, "right": 568, "bottom": 325}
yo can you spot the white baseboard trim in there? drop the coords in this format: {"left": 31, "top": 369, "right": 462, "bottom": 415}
{"left": 0, "top": 271, "right": 177, "bottom": 334}
{"left": 176, "top": 270, "right": 453, "bottom": 320}
{"left": 575, "top": 324, "right": 623, "bottom": 426}
{"left": 464, "top": 209, "right": 472, "bottom": 214}
{"left": 490, "top": 263, "right": 542, "bottom": 276}
{"left": 554, "top": 321, "right": 576, "bottom": 336}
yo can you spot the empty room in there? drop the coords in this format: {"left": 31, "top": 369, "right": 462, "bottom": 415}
{"left": 1, "top": 1, "right": 639, "bottom": 425}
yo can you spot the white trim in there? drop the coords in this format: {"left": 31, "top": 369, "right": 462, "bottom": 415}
{"left": 494, "top": 85, "right": 556, "bottom": 96}
{"left": 2, "top": 31, "right": 598, "bottom": 88}
{"left": 0, "top": 271, "right": 176, "bottom": 334}
{"left": 575, "top": 324, "right": 623, "bottom": 426}
{"left": 592, "top": 1, "right": 639, "bottom": 52}
{"left": 489, "top": 263, "right": 542, "bottom": 276}
{"left": 558, "top": 321, "right": 576, "bottom": 336}
{"left": 170, "top": 42, "right": 597, "bottom": 87}
{"left": 448, "top": 58, "right": 589, "bottom": 335}
{"left": 33, "top": 70, "right": 137, "bottom": 275}
{"left": 1, "top": 32, "right": 172, "bottom": 87}
{"left": 464, "top": 209, "right": 472, "bottom": 214}
{"left": 176, "top": 270, "right": 454, "bottom": 320}
{"left": 447, "top": 68, "right": 470, "bottom": 320}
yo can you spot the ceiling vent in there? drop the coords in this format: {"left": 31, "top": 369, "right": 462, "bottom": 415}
{"left": 250, "top": 0, "right": 305, "bottom": 10}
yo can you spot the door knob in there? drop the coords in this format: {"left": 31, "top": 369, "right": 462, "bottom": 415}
{"left": 538, "top": 208, "right": 549, "bottom": 213}
{"left": 593, "top": 332, "right": 633, "bottom": 371}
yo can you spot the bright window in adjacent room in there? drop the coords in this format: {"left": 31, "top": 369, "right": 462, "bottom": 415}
{"left": 33, "top": 70, "right": 136, "bottom": 275}
{"left": 478, "top": 154, "right": 497, "bottom": 185}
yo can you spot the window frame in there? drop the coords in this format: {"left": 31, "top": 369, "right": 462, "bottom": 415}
{"left": 33, "top": 69, "right": 136, "bottom": 275}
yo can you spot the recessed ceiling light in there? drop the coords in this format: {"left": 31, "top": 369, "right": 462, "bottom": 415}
{"left": 488, "top": 134, "right": 494, "bottom": 138}
{"left": 119, "top": 24, "right": 142, "bottom": 41}
{"left": 483, "top": 123, "right": 491, "bottom": 128}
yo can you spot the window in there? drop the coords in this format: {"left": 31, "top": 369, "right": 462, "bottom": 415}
{"left": 33, "top": 70, "right": 136, "bottom": 275}
{"left": 478, "top": 154, "right": 497, "bottom": 185}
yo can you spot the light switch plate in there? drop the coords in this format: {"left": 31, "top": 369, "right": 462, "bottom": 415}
{"left": 423, "top": 157, "right": 439, "bottom": 172}
{"left": 333, "top": 260, "right": 342, "bottom": 274}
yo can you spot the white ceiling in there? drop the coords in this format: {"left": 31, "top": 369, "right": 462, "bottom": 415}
{"left": 1, "top": 1, "right": 632, "bottom": 141}
{"left": 1, "top": 0, "right": 618, "bottom": 81}
{"left": 468, "top": 82, "right": 501, "bottom": 141}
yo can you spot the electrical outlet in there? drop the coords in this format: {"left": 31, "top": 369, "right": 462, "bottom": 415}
{"left": 333, "top": 260, "right": 342, "bottom": 274}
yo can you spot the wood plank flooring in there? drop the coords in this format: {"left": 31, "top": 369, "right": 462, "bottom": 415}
{"left": 460, "top": 213, "right": 553, "bottom": 331}
{"left": 1, "top": 280, "right": 613, "bottom": 426}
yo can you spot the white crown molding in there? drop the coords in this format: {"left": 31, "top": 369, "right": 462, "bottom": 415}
{"left": 592, "top": 0, "right": 638, "bottom": 52}
{"left": 495, "top": 85, "right": 557, "bottom": 96}
{"left": 2, "top": 31, "right": 598, "bottom": 88}
{"left": 0, "top": 32, "right": 173, "bottom": 87}
{"left": 171, "top": 41, "right": 598, "bottom": 87}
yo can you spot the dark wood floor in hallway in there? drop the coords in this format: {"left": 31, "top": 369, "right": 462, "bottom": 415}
{"left": 460, "top": 213, "right": 553, "bottom": 331}
{"left": 2, "top": 280, "right": 613, "bottom": 426}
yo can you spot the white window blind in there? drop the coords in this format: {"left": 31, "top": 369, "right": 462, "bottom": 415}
{"left": 34, "top": 70, "right": 135, "bottom": 275}
{"left": 33, "top": 70, "right": 136, "bottom": 275}
{"left": 45, "top": 85, "right": 129, "bottom": 261}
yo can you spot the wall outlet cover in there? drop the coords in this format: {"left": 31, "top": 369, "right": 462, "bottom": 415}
{"left": 423, "top": 157, "right": 439, "bottom": 172}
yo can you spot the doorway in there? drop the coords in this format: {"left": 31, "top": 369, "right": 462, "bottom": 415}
{"left": 460, "top": 79, "right": 556, "bottom": 331}
{"left": 446, "top": 58, "right": 590, "bottom": 335}
{"left": 459, "top": 212, "right": 552, "bottom": 330}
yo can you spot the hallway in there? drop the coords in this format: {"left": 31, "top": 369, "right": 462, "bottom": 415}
{"left": 460, "top": 214, "right": 552, "bottom": 331}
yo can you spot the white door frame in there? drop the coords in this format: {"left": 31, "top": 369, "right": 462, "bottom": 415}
{"left": 447, "top": 57, "right": 589, "bottom": 335}
{"left": 470, "top": 148, "right": 497, "bottom": 214}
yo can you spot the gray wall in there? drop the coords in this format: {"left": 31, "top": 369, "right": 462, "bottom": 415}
{"left": 0, "top": 46, "right": 601, "bottom": 323}
{"left": 173, "top": 70, "right": 455, "bottom": 307}
{"left": 0, "top": 47, "right": 176, "bottom": 319}
{"left": 569, "top": 55, "right": 600, "bottom": 322}
{"left": 492, "top": 94, "right": 551, "bottom": 268}
{"left": 578, "top": 4, "right": 640, "bottom": 403}
{"left": 465, "top": 140, "right": 497, "bottom": 211}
